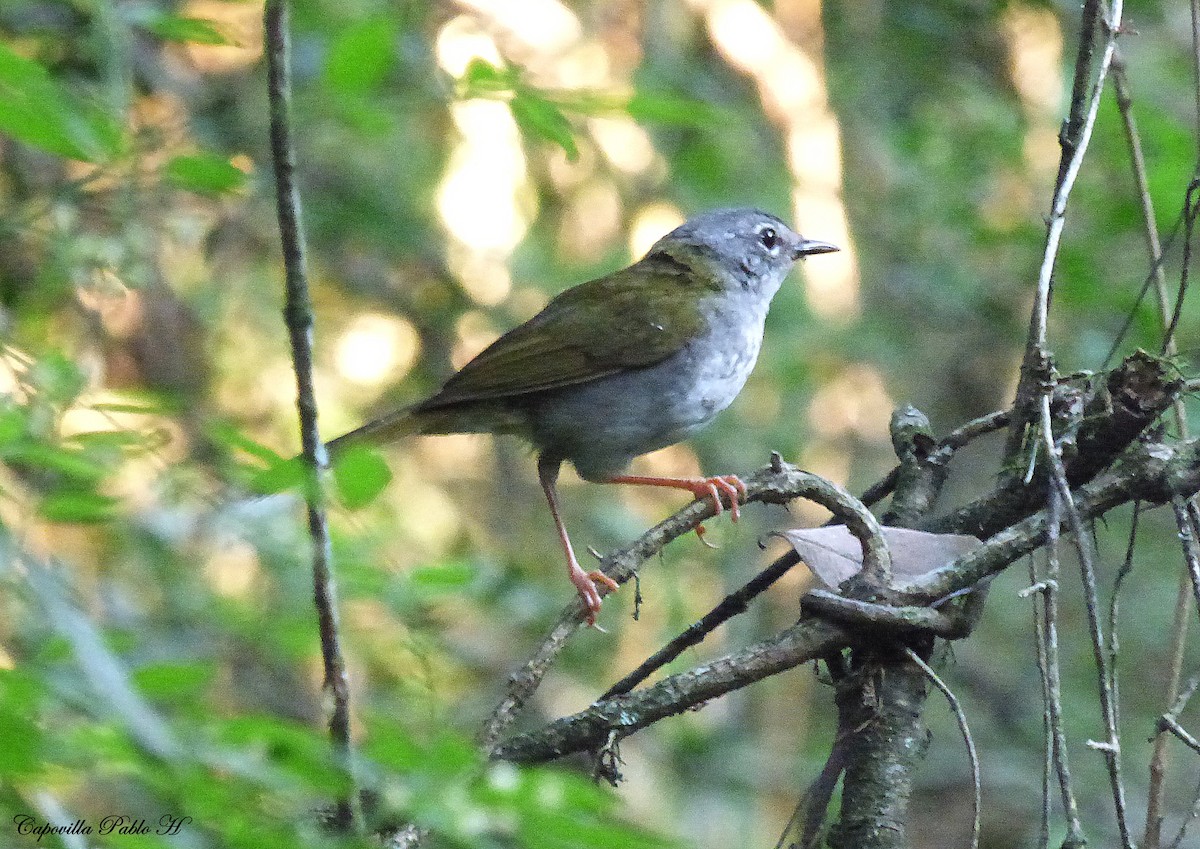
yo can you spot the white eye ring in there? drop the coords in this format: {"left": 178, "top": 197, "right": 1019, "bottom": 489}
{"left": 759, "top": 227, "right": 778, "bottom": 251}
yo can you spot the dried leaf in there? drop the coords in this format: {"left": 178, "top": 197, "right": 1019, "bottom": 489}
{"left": 778, "top": 526, "right": 982, "bottom": 590}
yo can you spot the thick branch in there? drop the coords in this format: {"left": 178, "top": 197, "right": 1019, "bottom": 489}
{"left": 490, "top": 435, "right": 1200, "bottom": 764}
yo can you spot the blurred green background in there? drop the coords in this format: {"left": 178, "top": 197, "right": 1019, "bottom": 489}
{"left": 1, "top": 1, "right": 1199, "bottom": 847}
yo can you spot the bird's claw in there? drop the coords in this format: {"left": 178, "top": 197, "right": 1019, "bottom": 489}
{"left": 692, "top": 474, "right": 747, "bottom": 522}
{"left": 694, "top": 523, "right": 719, "bottom": 549}
{"left": 569, "top": 565, "right": 619, "bottom": 626}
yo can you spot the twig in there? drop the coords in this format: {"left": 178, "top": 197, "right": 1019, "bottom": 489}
{"left": 1163, "top": 180, "right": 1200, "bottom": 354}
{"left": 1157, "top": 714, "right": 1200, "bottom": 755}
{"left": 1111, "top": 47, "right": 1200, "bottom": 849}
{"left": 600, "top": 550, "right": 800, "bottom": 701}
{"left": 774, "top": 726, "right": 849, "bottom": 849}
{"left": 1027, "top": 488, "right": 1085, "bottom": 848}
{"left": 264, "top": 0, "right": 359, "bottom": 832}
{"left": 1185, "top": 497, "right": 1200, "bottom": 613}
{"left": 1165, "top": 671, "right": 1200, "bottom": 721}
{"left": 859, "top": 409, "right": 1011, "bottom": 512}
{"left": 903, "top": 647, "right": 979, "bottom": 849}
{"left": 1006, "top": 0, "right": 1121, "bottom": 463}
{"left": 1040, "top": 391, "right": 1133, "bottom": 849}
{"left": 1167, "top": 773, "right": 1200, "bottom": 849}
{"left": 481, "top": 457, "right": 889, "bottom": 748}
{"left": 490, "top": 618, "right": 852, "bottom": 762}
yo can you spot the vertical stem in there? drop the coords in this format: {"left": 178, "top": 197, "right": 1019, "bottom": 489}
{"left": 263, "top": 0, "right": 360, "bottom": 832}
{"left": 1028, "top": 488, "right": 1085, "bottom": 848}
{"left": 1111, "top": 50, "right": 1198, "bottom": 849}
{"left": 1005, "top": 0, "right": 1120, "bottom": 464}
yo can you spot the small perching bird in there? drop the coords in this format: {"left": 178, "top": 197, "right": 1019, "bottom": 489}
{"left": 328, "top": 208, "right": 839, "bottom": 623}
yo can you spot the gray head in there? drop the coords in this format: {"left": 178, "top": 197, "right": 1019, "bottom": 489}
{"left": 648, "top": 207, "right": 838, "bottom": 298}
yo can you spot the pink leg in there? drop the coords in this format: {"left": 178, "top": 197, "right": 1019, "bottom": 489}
{"left": 538, "top": 457, "right": 619, "bottom": 625}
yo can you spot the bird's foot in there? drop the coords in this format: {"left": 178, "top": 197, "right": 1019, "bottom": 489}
{"left": 605, "top": 474, "right": 748, "bottom": 521}
{"left": 568, "top": 563, "right": 620, "bottom": 626}
{"left": 691, "top": 474, "right": 747, "bottom": 521}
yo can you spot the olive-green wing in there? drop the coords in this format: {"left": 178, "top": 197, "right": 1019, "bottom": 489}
{"left": 417, "top": 254, "right": 708, "bottom": 409}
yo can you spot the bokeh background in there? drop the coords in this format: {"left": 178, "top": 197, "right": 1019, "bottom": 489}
{"left": 1, "top": 1, "right": 1199, "bottom": 847}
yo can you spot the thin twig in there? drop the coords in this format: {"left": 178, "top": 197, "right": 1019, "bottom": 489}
{"left": 774, "top": 727, "right": 849, "bottom": 849}
{"left": 1163, "top": 180, "right": 1200, "bottom": 354}
{"left": 1030, "top": 555, "right": 1052, "bottom": 849}
{"left": 1165, "top": 671, "right": 1200, "bottom": 721}
{"left": 601, "top": 551, "right": 801, "bottom": 700}
{"left": 1006, "top": 0, "right": 1122, "bottom": 463}
{"left": 903, "top": 647, "right": 979, "bottom": 849}
{"left": 1028, "top": 487, "right": 1085, "bottom": 847}
{"left": 859, "top": 409, "right": 1011, "bottom": 511}
{"left": 1158, "top": 714, "right": 1200, "bottom": 754}
{"left": 1167, "top": 772, "right": 1200, "bottom": 849}
{"left": 264, "top": 0, "right": 359, "bottom": 832}
{"left": 1185, "top": 498, "right": 1200, "bottom": 613}
{"left": 1111, "top": 48, "right": 1200, "bottom": 849}
{"left": 1040, "top": 391, "right": 1133, "bottom": 849}
{"left": 1107, "top": 499, "right": 1138, "bottom": 726}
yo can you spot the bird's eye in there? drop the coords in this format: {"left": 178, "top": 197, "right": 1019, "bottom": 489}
{"left": 759, "top": 227, "right": 778, "bottom": 250}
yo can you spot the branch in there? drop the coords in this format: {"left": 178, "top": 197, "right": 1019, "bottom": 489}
{"left": 491, "top": 619, "right": 851, "bottom": 763}
{"left": 264, "top": 0, "right": 359, "bottom": 832}
{"left": 926, "top": 351, "right": 1181, "bottom": 538}
{"left": 480, "top": 455, "right": 888, "bottom": 748}
{"left": 1005, "top": 0, "right": 1121, "bottom": 461}
{"left": 490, "top": 433, "right": 1200, "bottom": 764}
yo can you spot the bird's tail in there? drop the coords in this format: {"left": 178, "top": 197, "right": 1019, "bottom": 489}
{"left": 324, "top": 407, "right": 425, "bottom": 459}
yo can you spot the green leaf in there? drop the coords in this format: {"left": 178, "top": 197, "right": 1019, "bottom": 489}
{"left": 325, "top": 17, "right": 397, "bottom": 94}
{"left": 90, "top": 401, "right": 177, "bottom": 415}
{"left": 214, "top": 715, "right": 349, "bottom": 794}
{"left": 0, "top": 43, "right": 122, "bottom": 162}
{"left": 144, "top": 15, "right": 235, "bottom": 46}
{"left": 3, "top": 443, "right": 108, "bottom": 483}
{"left": 458, "top": 58, "right": 518, "bottom": 95}
{"left": 248, "top": 455, "right": 308, "bottom": 496}
{"left": 626, "top": 91, "right": 719, "bottom": 127}
{"left": 165, "top": 153, "right": 248, "bottom": 195}
{"left": 67, "top": 429, "right": 154, "bottom": 450}
{"left": 39, "top": 490, "right": 120, "bottom": 523}
{"left": 133, "top": 661, "right": 216, "bottom": 703}
{"left": 28, "top": 350, "right": 87, "bottom": 405}
{"left": 510, "top": 94, "right": 578, "bottom": 159}
{"left": 0, "top": 405, "right": 25, "bottom": 446}
{"left": 0, "top": 670, "right": 44, "bottom": 776}
{"left": 407, "top": 561, "right": 473, "bottom": 593}
{"left": 207, "top": 423, "right": 287, "bottom": 465}
{"left": 331, "top": 445, "right": 392, "bottom": 509}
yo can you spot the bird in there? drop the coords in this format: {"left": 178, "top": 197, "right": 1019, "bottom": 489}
{"left": 327, "top": 208, "right": 839, "bottom": 624}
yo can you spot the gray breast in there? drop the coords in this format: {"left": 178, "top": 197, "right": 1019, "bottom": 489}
{"left": 529, "top": 295, "right": 767, "bottom": 481}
